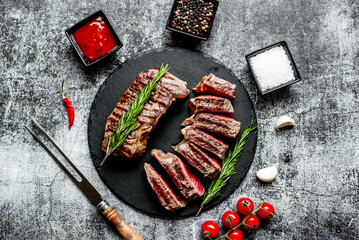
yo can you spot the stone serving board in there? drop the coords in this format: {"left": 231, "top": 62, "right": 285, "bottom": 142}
{"left": 87, "top": 47, "right": 257, "bottom": 217}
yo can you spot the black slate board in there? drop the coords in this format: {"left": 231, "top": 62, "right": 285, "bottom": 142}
{"left": 88, "top": 48, "right": 257, "bottom": 217}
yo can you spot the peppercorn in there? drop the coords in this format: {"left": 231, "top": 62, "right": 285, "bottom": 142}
{"left": 170, "top": 0, "right": 216, "bottom": 38}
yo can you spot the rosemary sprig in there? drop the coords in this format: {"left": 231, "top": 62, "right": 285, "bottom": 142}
{"left": 196, "top": 119, "right": 257, "bottom": 216}
{"left": 101, "top": 64, "right": 171, "bottom": 165}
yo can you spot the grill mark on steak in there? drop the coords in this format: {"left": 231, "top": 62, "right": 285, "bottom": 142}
{"left": 151, "top": 149, "right": 204, "bottom": 200}
{"left": 144, "top": 163, "right": 186, "bottom": 211}
{"left": 189, "top": 95, "right": 234, "bottom": 115}
{"left": 181, "top": 126, "right": 229, "bottom": 160}
{"left": 193, "top": 73, "right": 237, "bottom": 99}
{"left": 182, "top": 113, "right": 241, "bottom": 139}
{"left": 173, "top": 140, "right": 221, "bottom": 179}
{"left": 102, "top": 68, "right": 190, "bottom": 158}
{"left": 160, "top": 77, "right": 190, "bottom": 98}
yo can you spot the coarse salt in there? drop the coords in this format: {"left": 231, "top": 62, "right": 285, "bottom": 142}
{"left": 249, "top": 45, "right": 296, "bottom": 94}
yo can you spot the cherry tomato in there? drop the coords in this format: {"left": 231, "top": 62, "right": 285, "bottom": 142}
{"left": 225, "top": 229, "right": 243, "bottom": 240}
{"left": 257, "top": 202, "right": 275, "bottom": 220}
{"left": 221, "top": 211, "right": 240, "bottom": 228}
{"left": 201, "top": 221, "right": 219, "bottom": 239}
{"left": 236, "top": 197, "right": 254, "bottom": 215}
{"left": 243, "top": 215, "right": 260, "bottom": 232}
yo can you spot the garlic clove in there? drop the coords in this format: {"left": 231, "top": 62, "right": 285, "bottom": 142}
{"left": 275, "top": 115, "right": 295, "bottom": 131}
{"left": 256, "top": 165, "right": 278, "bottom": 182}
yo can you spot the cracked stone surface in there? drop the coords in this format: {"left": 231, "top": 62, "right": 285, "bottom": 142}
{"left": 1, "top": 0, "right": 358, "bottom": 239}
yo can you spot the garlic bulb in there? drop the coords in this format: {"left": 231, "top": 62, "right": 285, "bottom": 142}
{"left": 275, "top": 115, "right": 295, "bottom": 131}
{"left": 256, "top": 165, "right": 278, "bottom": 182}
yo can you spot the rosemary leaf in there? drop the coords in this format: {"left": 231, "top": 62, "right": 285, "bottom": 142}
{"left": 196, "top": 119, "right": 257, "bottom": 216}
{"left": 101, "top": 64, "right": 170, "bottom": 165}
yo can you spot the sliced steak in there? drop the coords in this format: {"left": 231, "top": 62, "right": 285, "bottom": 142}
{"left": 102, "top": 68, "right": 190, "bottom": 158}
{"left": 112, "top": 90, "right": 173, "bottom": 158}
{"left": 181, "top": 126, "right": 229, "bottom": 160}
{"left": 151, "top": 149, "right": 204, "bottom": 200}
{"left": 144, "top": 163, "right": 186, "bottom": 211}
{"left": 193, "top": 73, "right": 237, "bottom": 99}
{"left": 173, "top": 140, "right": 221, "bottom": 179}
{"left": 189, "top": 95, "right": 234, "bottom": 114}
{"left": 182, "top": 113, "right": 241, "bottom": 139}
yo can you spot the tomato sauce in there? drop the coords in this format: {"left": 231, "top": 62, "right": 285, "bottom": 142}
{"left": 73, "top": 16, "right": 117, "bottom": 62}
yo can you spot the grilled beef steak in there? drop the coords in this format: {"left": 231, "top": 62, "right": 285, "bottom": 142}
{"left": 173, "top": 140, "right": 221, "bottom": 179}
{"left": 144, "top": 163, "right": 186, "bottom": 211}
{"left": 189, "top": 95, "right": 234, "bottom": 115}
{"left": 151, "top": 149, "right": 204, "bottom": 200}
{"left": 181, "top": 126, "right": 229, "bottom": 159}
{"left": 182, "top": 113, "right": 241, "bottom": 139}
{"left": 102, "top": 68, "right": 189, "bottom": 158}
{"left": 193, "top": 73, "right": 237, "bottom": 99}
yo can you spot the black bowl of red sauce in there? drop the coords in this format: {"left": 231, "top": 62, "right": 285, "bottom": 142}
{"left": 65, "top": 10, "right": 123, "bottom": 66}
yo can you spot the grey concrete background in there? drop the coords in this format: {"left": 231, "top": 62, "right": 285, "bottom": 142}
{"left": 1, "top": 0, "right": 358, "bottom": 239}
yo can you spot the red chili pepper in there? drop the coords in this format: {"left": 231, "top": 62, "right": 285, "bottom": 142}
{"left": 61, "top": 80, "right": 75, "bottom": 129}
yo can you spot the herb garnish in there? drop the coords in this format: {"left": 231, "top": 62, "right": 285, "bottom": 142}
{"left": 196, "top": 119, "right": 257, "bottom": 216}
{"left": 101, "top": 64, "right": 170, "bottom": 165}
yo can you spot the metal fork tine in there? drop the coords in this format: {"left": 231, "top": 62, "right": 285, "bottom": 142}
{"left": 26, "top": 119, "right": 102, "bottom": 206}
{"left": 30, "top": 118, "right": 85, "bottom": 181}
{"left": 26, "top": 120, "right": 142, "bottom": 238}
{"left": 24, "top": 125, "right": 79, "bottom": 183}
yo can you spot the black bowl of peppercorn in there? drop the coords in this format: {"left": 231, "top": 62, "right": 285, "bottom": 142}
{"left": 166, "top": 0, "right": 219, "bottom": 40}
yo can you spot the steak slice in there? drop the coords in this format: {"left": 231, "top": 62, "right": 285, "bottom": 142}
{"left": 193, "top": 73, "right": 237, "bottom": 99}
{"left": 144, "top": 163, "right": 186, "bottom": 211}
{"left": 151, "top": 149, "right": 204, "bottom": 200}
{"left": 181, "top": 126, "right": 229, "bottom": 160}
{"left": 182, "top": 113, "right": 241, "bottom": 139}
{"left": 173, "top": 140, "right": 221, "bottom": 179}
{"left": 189, "top": 95, "right": 234, "bottom": 115}
{"left": 102, "top": 68, "right": 190, "bottom": 158}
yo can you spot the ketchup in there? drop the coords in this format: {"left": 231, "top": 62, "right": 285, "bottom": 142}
{"left": 73, "top": 16, "right": 117, "bottom": 62}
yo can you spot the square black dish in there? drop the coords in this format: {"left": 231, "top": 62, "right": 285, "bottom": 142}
{"left": 166, "top": 0, "right": 219, "bottom": 40}
{"left": 65, "top": 10, "right": 123, "bottom": 67}
{"left": 245, "top": 41, "right": 301, "bottom": 94}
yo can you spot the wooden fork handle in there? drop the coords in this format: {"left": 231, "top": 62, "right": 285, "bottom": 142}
{"left": 98, "top": 201, "right": 144, "bottom": 240}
